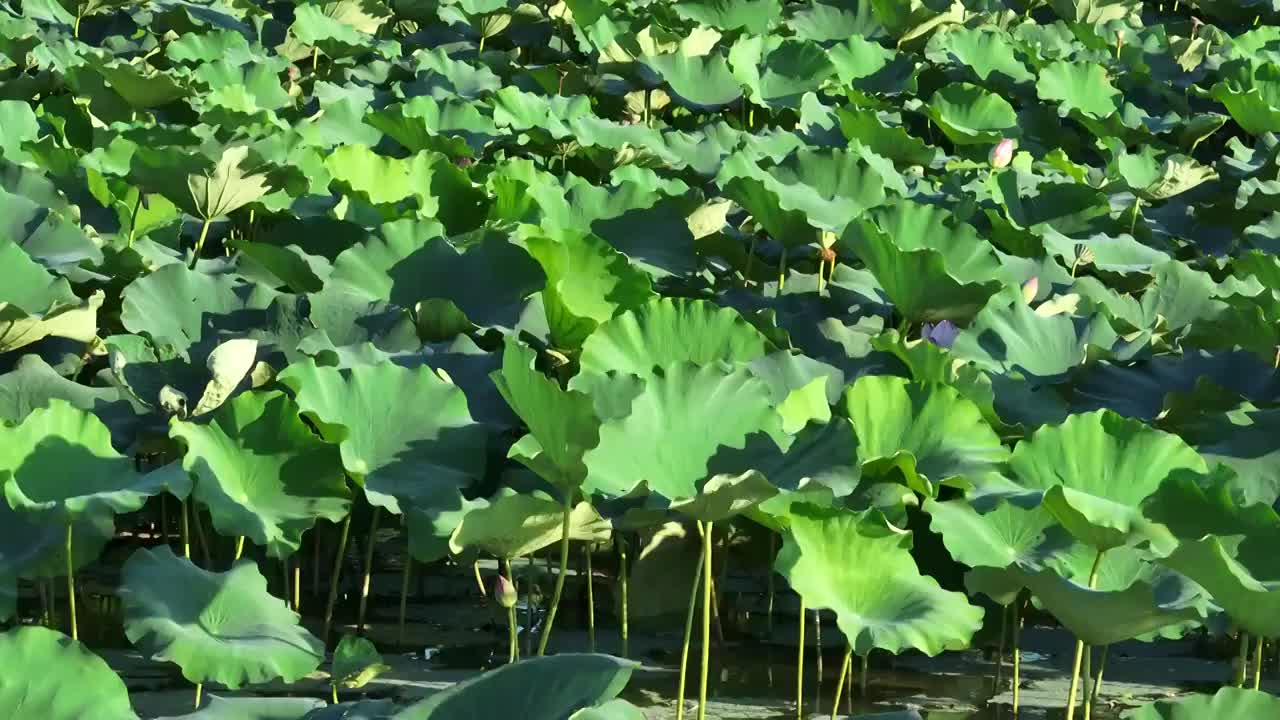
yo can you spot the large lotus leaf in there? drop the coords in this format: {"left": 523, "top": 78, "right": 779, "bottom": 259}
{"left": 448, "top": 488, "right": 610, "bottom": 558}
{"left": 720, "top": 175, "right": 814, "bottom": 247}
{"left": 278, "top": 360, "right": 486, "bottom": 514}
{"left": 314, "top": 220, "right": 542, "bottom": 332}
{"left": 926, "top": 497, "right": 1067, "bottom": 574}
{"left": 120, "top": 262, "right": 279, "bottom": 352}
{"left": 0, "top": 498, "right": 112, "bottom": 614}
{"left": 0, "top": 238, "right": 102, "bottom": 354}
{"left": 1007, "top": 410, "right": 1207, "bottom": 552}
{"left": 156, "top": 696, "right": 327, "bottom": 720}
{"left": 674, "top": 0, "right": 781, "bottom": 33}
{"left": 843, "top": 376, "right": 1008, "bottom": 497}
{"left": 521, "top": 225, "right": 655, "bottom": 349}
{"left": 569, "top": 700, "right": 647, "bottom": 720}
{"left": 576, "top": 298, "right": 771, "bottom": 380}
{"left": 1179, "top": 404, "right": 1280, "bottom": 506}
{"left": 1160, "top": 537, "right": 1280, "bottom": 638}
{"left": 290, "top": 3, "right": 396, "bottom": 59}
{"left": 716, "top": 147, "right": 887, "bottom": 233}
{"left": 186, "top": 146, "right": 271, "bottom": 220}
{"left": 394, "top": 654, "right": 637, "bottom": 719}
{"left": 1126, "top": 688, "right": 1280, "bottom": 720}
{"left": 666, "top": 469, "right": 779, "bottom": 523}
{"left": 728, "top": 35, "right": 834, "bottom": 109}
{"left": 926, "top": 26, "right": 1034, "bottom": 84}
{"left": 491, "top": 338, "right": 600, "bottom": 491}
{"left": 0, "top": 627, "right": 136, "bottom": 720}
{"left": 120, "top": 546, "right": 325, "bottom": 688}
{"left": 712, "top": 418, "right": 860, "bottom": 499}
{"left": 642, "top": 52, "right": 743, "bottom": 109}
{"left": 366, "top": 97, "right": 499, "bottom": 158}
{"left": 0, "top": 354, "right": 134, "bottom": 428}
{"left": 837, "top": 107, "right": 936, "bottom": 167}
{"left": 1212, "top": 62, "right": 1280, "bottom": 136}
{"left": 925, "top": 82, "right": 1018, "bottom": 145}
{"left": 332, "top": 634, "right": 390, "bottom": 690}
{"left": 170, "top": 390, "right": 352, "bottom": 559}
{"left": 827, "top": 36, "right": 915, "bottom": 94}
{"left": 0, "top": 186, "right": 103, "bottom": 272}
{"left": 776, "top": 506, "right": 983, "bottom": 657}
{"left": 842, "top": 200, "right": 1006, "bottom": 322}
{"left": 949, "top": 290, "right": 1113, "bottom": 381}
{"left": 325, "top": 148, "right": 484, "bottom": 234}
{"left": 1036, "top": 60, "right": 1120, "bottom": 120}
{"left": 582, "top": 363, "right": 778, "bottom": 503}
{"left": 404, "top": 486, "right": 486, "bottom": 563}
{"left": 87, "top": 56, "right": 189, "bottom": 109}
{"left": 0, "top": 400, "right": 163, "bottom": 518}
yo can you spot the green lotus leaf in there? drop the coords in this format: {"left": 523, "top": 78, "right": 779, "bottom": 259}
{"left": 0, "top": 400, "right": 163, "bottom": 518}
{"left": 184, "top": 145, "right": 271, "bottom": 220}
{"left": 365, "top": 96, "right": 499, "bottom": 157}
{"left": 1126, "top": 688, "right": 1280, "bottom": 720}
{"left": 302, "top": 698, "right": 396, "bottom": 720}
{"left": 120, "top": 262, "right": 279, "bottom": 352}
{"left": 728, "top": 36, "right": 834, "bottom": 109}
{"left": 720, "top": 175, "right": 814, "bottom": 247}
{"left": 926, "top": 82, "right": 1018, "bottom": 145}
{"left": 926, "top": 26, "right": 1033, "bottom": 84}
{"left": 674, "top": 0, "right": 781, "bottom": 33}
{"left": 332, "top": 634, "right": 391, "bottom": 690}
{"left": 0, "top": 238, "right": 103, "bottom": 354}
{"left": 120, "top": 546, "right": 325, "bottom": 688}
{"left": 290, "top": 3, "right": 397, "bottom": 59}
{"left": 394, "top": 654, "right": 637, "bottom": 719}
{"left": 0, "top": 627, "right": 136, "bottom": 720}
{"left": 0, "top": 492, "right": 114, "bottom": 612}
{"left": 521, "top": 225, "right": 655, "bottom": 349}
{"left": 576, "top": 298, "right": 771, "bottom": 381}
{"left": 1109, "top": 146, "right": 1219, "bottom": 202}
{"left": 1179, "top": 404, "right": 1280, "bottom": 506}
{"left": 841, "top": 200, "right": 1006, "bottom": 322}
{"left": 404, "top": 486, "right": 486, "bottom": 564}
{"left": 775, "top": 506, "right": 983, "bottom": 657}
{"left": 0, "top": 354, "right": 133, "bottom": 428}
{"left": 582, "top": 363, "right": 778, "bottom": 503}
{"left": 827, "top": 36, "right": 915, "bottom": 95}
{"left": 170, "top": 390, "right": 352, "bottom": 559}
{"left": 156, "top": 696, "right": 327, "bottom": 720}
{"left": 787, "top": 1, "right": 884, "bottom": 43}
{"left": 569, "top": 699, "right": 646, "bottom": 720}
{"left": 1018, "top": 540, "right": 1208, "bottom": 640}
{"left": 491, "top": 338, "right": 600, "bottom": 491}
{"left": 926, "top": 497, "right": 1066, "bottom": 574}
{"left": 1213, "top": 61, "right": 1280, "bottom": 136}
{"left": 949, "top": 290, "right": 1114, "bottom": 381}
{"left": 642, "top": 53, "right": 744, "bottom": 109}
{"left": 278, "top": 359, "right": 487, "bottom": 513}
{"left": 0, "top": 185, "right": 103, "bottom": 272}
{"left": 666, "top": 469, "right": 778, "bottom": 523}
{"left": 1036, "top": 60, "right": 1120, "bottom": 120}
{"left": 0, "top": 101, "right": 38, "bottom": 166}
{"left": 448, "top": 488, "right": 611, "bottom": 558}
{"left": 1159, "top": 537, "right": 1280, "bottom": 638}
{"left": 716, "top": 147, "right": 887, "bottom": 233}
{"left": 837, "top": 107, "right": 936, "bottom": 167}
{"left": 844, "top": 375, "right": 1009, "bottom": 497}
{"left": 87, "top": 56, "right": 189, "bottom": 109}
{"left": 1006, "top": 410, "right": 1207, "bottom": 552}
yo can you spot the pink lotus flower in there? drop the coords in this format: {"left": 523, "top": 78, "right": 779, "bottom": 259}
{"left": 989, "top": 138, "right": 1015, "bottom": 169}
{"left": 1022, "top": 276, "right": 1039, "bottom": 304}
{"left": 495, "top": 575, "right": 517, "bottom": 609}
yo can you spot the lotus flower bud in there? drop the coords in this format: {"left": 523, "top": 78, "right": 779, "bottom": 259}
{"left": 1022, "top": 276, "right": 1039, "bottom": 304}
{"left": 921, "top": 320, "right": 959, "bottom": 349}
{"left": 495, "top": 575, "right": 517, "bottom": 608}
{"left": 989, "top": 138, "right": 1015, "bottom": 169}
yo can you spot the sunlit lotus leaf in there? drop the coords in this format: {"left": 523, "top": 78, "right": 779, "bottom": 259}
{"left": 0, "top": 627, "right": 136, "bottom": 720}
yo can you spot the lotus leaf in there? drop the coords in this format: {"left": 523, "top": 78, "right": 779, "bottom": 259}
{"left": 0, "top": 626, "right": 136, "bottom": 720}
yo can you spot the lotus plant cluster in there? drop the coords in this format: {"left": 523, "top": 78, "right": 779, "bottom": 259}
{"left": 1, "top": 1, "right": 1280, "bottom": 720}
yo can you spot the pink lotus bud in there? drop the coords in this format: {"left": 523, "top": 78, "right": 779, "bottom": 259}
{"left": 495, "top": 575, "right": 517, "bottom": 609}
{"left": 1022, "top": 276, "right": 1038, "bottom": 304}
{"left": 989, "top": 138, "right": 1015, "bottom": 169}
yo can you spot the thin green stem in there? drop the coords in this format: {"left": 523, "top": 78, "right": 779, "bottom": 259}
{"left": 357, "top": 507, "right": 381, "bottom": 635}
{"left": 996, "top": 601, "right": 1008, "bottom": 688}
{"left": 195, "top": 683, "right": 203, "bottom": 709}
{"left": 322, "top": 513, "right": 353, "bottom": 646}
{"left": 1254, "top": 637, "right": 1264, "bottom": 690}
{"left": 698, "top": 521, "right": 714, "bottom": 720}
{"left": 796, "top": 595, "right": 806, "bottom": 720}
{"left": 537, "top": 498, "right": 574, "bottom": 656}
{"left": 234, "top": 536, "right": 245, "bottom": 562}
{"left": 585, "top": 545, "right": 595, "bottom": 653}
{"left": 618, "top": 536, "right": 629, "bottom": 658}
{"left": 127, "top": 192, "right": 144, "bottom": 248}
{"left": 293, "top": 560, "right": 300, "bottom": 611}
{"left": 675, "top": 537, "right": 707, "bottom": 720}
{"left": 332, "top": 684, "right": 338, "bottom": 704}
{"left": 1237, "top": 632, "right": 1250, "bottom": 688}
{"left": 1066, "top": 551, "right": 1105, "bottom": 720}
{"left": 504, "top": 558, "right": 517, "bottom": 664}
{"left": 479, "top": 34, "right": 486, "bottom": 53}
{"left": 525, "top": 555, "right": 535, "bottom": 658}
{"left": 190, "top": 218, "right": 212, "bottom": 268}
{"left": 779, "top": 247, "right": 788, "bottom": 291}
{"left": 399, "top": 550, "right": 412, "bottom": 646}
{"left": 65, "top": 523, "right": 77, "bottom": 641}
{"left": 813, "top": 610, "right": 823, "bottom": 713}
{"left": 831, "top": 645, "right": 852, "bottom": 720}
{"left": 1128, "top": 196, "right": 1142, "bottom": 235}
{"left": 1082, "top": 644, "right": 1092, "bottom": 720}
{"left": 1088, "top": 644, "right": 1109, "bottom": 719}
{"left": 817, "top": 258, "right": 827, "bottom": 294}
{"left": 1012, "top": 600, "right": 1022, "bottom": 714}
{"left": 474, "top": 560, "right": 486, "bottom": 596}
{"left": 73, "top": 11, "right": 82, "bottom": 39}
{"left": 181, "top": 499, "right": 191, "bottom": 560}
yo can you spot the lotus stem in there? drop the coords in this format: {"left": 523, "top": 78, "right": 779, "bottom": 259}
{"left": 1081, "top": 645, "right": 1092, "bottom": 719}
{"left": 65, "top": 523, "right": 77, "bottom": 641}
{"left": 996, "top": 602, "right": 1008, "bottom": 688}
{"left": 1088, "top": 644, "right": 1109, "bottom": 718}
{"left": 398, "top": 553, "right": 412, "bottom": 646}
{"left": 1128, "top": 196, "right": 1142, "bottom": 235}
{"left": 796, "top": 595, "right": 806, "bottom": 720}
{"left": 585, "top": 545, "right": 595, "bottom": 653}
{"left": 766, "top": 532, "right": 776, "bottom": 639}
{"left": 504, "top": 558, "right": 517, "bottom": 664}
{"left": 779, "top": 247, "right": 788, "bottom": 291}
{"left": 817, "top": 258, "right": 827, "bottom": 294}
{"left": 744, "top": 235, "right": 757, "bottom": 288}
{"left": 1013, "top": 600, "right": 1023, "bottom": 713}
{"left": 234, "top": 536, "right": 245, "bottom": 562}
{"left": 332, "top": 684, "right": 338, "bottom": 704}
{"left": 181, "top": 500, "right": 191, "bottom": 560}
{"left": 192, "top": 503, "right": 212, "bottom": 568}
{"left": 618, "top": 536, "right": 629, "bottom": 658}
{"left": 293, "top": 560, "right": 301, "bottom": 611}
{"left": 322, "top": 513, "right": 353, "bottom": 646}
{"left": 1066, "top": 550, "right": 1105, "bottom": 720}
{"left": 813, "top": 609, "right": 823, "bottom": 713}
{"left": 356, "top": 507, "right": 381, "bottom": 635}
{"left": 831, "top": 645, "right": 852, "bottom": 720}
{"left": 525, "top": 555, "right": 535, "bottom": 658}
{"left": 537, "top": 498, "right": 573, "bottom": 656}
{"left": 478, "top": 34, "right": 486, "bottom": 54}
{"left": 194, "top": 682, "right": 203, "bottom": 709}
{"left": 698, "top": 521, "right": 714, "bottom": 720}
{"left": 1236, "top": 632, "right": 1250, "bottom": 687}
{"left": 860, "top": 653, "right": 869, "bottom": 698}
{"left": 190, "top": 218, "right": 212, "bottom": 268}
{"left": 676, "top": 537, "right": 707, "bottom": 720}
{"left": 73, "top": 11, "right": 81, "bottom": 39}
{"left": 1254, "top": 637, "right": 1264, "bottom": 690}
{"left": 474, "top": 560, "right": 486, "bottom": 596}
{"left": 643, "top": 88, "right": 651, "bottom": 127}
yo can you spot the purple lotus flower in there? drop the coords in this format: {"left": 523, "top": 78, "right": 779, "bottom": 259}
{"left": 989, "top": 138, "right": 1015, "bottom": 169}
{"left": 921, "top": 320, "right": 959, "bottom": 348}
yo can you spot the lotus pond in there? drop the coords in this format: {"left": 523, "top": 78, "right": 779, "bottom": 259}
{"left": 6, "top": 0, "right": 1280, "bottom": 717}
